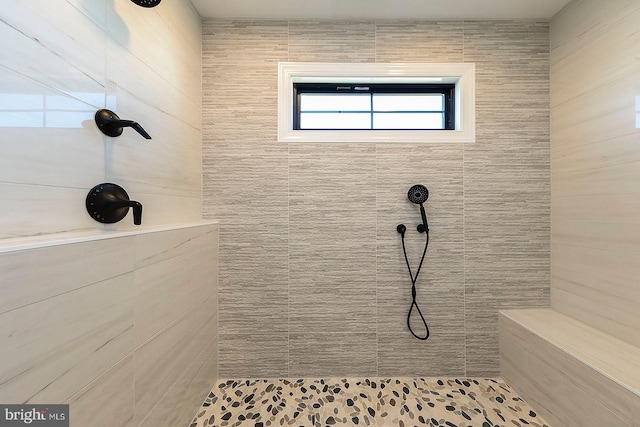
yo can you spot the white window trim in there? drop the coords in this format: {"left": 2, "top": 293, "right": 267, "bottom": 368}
{"left": 278, "top": 62, "right": 475, "bottom": 143}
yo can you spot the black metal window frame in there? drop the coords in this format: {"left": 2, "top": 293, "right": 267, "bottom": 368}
{"left": 293, "top": 82, "right": 456, "bottom": 130}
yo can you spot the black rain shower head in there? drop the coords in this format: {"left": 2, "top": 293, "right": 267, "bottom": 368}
{"left": 131, "top": 0, "right": 161, "bottom": 7}
{"left": 408, "top": 184, "right": 429, "bottom": 205}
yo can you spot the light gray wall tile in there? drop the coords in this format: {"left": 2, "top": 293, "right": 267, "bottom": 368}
{"left": 288, "top": 21, "right": 376, "bottom": 62}
{"left": 377, "top": 328, "right": 466, "bottom": 377}
{"left": 202, "top": 20, "right": 289, "bottom": 344}
{"left": 375, "top": 21, "right": 464, "bottom": 62}
{"left": 462, "top": 21, "right": 550, "bottom": 375}
{"left": 465, "top": 283, "right": 550, "bottom": 376}
{"left": 203, "top": 19, "right": 550, "bottom": 378}
{"left": 289, "top": 333, "right": 377, "bottom": 377}
{"left": 218, "top": 333, "right": 289, "bottom": 378}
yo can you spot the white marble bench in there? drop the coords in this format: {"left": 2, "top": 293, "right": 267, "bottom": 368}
{"left": 500, "top": 308, "right": 640, "bottom": 427}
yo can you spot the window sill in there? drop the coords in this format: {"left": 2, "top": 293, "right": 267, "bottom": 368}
{"left": 278, "top": 129, "right": 475, "bottom": 143}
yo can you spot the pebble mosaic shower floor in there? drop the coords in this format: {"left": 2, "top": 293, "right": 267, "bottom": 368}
{"left": 190, "top": 378, "right": 549, "bottom": 427}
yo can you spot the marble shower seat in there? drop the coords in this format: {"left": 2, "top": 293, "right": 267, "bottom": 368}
{"left": 500, "top": 308, "right": 640, "bottom": 427}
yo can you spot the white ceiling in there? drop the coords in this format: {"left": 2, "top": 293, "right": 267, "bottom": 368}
{"left": 190, "top": 0, "right": 573, "bottom": 20}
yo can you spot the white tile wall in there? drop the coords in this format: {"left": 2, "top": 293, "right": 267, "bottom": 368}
{"left": 0, "top": 222, "right": 218, "bottom": 427}
{"left": 551, "top": 0, "right": 640, "bottom": 348}
{"left": 0, "top": 0, "right": 202, "bottom": 239}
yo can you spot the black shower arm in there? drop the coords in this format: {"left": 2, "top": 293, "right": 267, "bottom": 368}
{"left": 95, "top": 109, "right": 152, "bottom": 140}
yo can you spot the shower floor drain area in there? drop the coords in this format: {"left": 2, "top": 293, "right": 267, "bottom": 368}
{"left": 190, "top": 377, "right": 549, "bottom": 427}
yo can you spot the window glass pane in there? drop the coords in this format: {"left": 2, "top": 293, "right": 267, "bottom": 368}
{"left": 300, "top": 113, "right": 371, "bottom": 129}
{"left": 373, "top": 94, "right": 444, "bottom": 112}
{"left": 373, "top": 113, "right": 443, "bottom": 129}
{"left": 0, "top": 111, "right": 43, "bottom": 127}
{"left": 300, "top": 94, "right": 370, "bottom": 112}
{"left": 0, "top": 94, "right": 43, "bottom": 110}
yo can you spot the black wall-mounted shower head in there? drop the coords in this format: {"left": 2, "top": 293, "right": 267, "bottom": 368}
{"left": 131, "top": 0, "right": 161, "bottom": 7}
{"left": 408, "top": 184, "right": 429, "bottom": 233}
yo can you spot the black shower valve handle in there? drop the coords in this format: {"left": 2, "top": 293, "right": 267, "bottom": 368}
{"left": 86, "top": 183, "right": 143, "bottom": 226}
{"left": 112, "top": 199, "right": 143, "bottom": 225}
{"left": 95, "top": 109, "right": 152, "bottom": 140}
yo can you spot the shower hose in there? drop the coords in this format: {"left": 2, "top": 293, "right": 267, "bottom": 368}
{"left": 400, "top": 229, "right": 430, "bottom": 340}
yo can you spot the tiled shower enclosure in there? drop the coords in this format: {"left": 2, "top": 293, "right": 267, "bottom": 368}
{"left": 202, "top": 20, "right": 551, "bottom": 378}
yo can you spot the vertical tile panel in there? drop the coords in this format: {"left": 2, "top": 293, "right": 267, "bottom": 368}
{"left": 463, "top": 21, "right": 550, "bottom": 376}
{"left": 287, "top": 20, "right": 378, "bottom": 376}
{"left": 134, "top": 292, "right": 217, "bottom": 424}
{"left": 373, "top": 22, "right": 467, "bottom": 376}
{"left": 376, "top": 144, "right": 465, "bottom": 376}
{"left": 133, "top": 224, "right": 218, "bottom": 423}
{"left": 134, "top": 226, "right": 218, "bottom": 346}
{"left": 551, "top": 0, "right": 640, "bottom": 348}
{"left": 287, "top": 144, "right": 377, "bottom": 375}
{"left": 138, "top": 337, "right": 218, "bottom": 427}
{"left": 202, "top": 21, "right": 290, "bottom": 377}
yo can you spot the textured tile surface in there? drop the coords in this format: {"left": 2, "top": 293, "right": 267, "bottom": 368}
{"left": 462, "top": 20, "right": 551, "bottom": 376}
{"left": 190, "top": 377, "right": 549, "bottom": 427}
{"left": 550, "top": 0, "right": 640, "bottom": 348}
{"left": 202, "top": 20, "right": 551, "bottom": 378}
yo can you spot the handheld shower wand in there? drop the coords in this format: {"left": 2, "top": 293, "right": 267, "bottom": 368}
{"left": 407, "top": 184, "right": 429, "bottom": 233}
{"left": 397, "top": 184, "right": 431, "bottom": 341}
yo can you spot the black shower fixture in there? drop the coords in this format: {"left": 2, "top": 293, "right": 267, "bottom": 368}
{"left": 397, "top": 184, "right": 431, "bottom": 341}
{"left": 407, "top": 184, "right": 429, "bottom": 233}
{"left": 95, "top": 109, "right": 151, "bottom": 140}
{"left": 86, "top": 183, "right": 143, "bottom": 225}
{"left": 131, "top": 0, "right": 161, "bottom": 7}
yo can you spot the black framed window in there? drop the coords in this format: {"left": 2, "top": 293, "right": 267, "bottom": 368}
{"left": 293, "top": 83, "right": 455, "bottom": 130}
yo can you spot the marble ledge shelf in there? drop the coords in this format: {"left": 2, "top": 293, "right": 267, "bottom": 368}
{"left": 0, "top": 220, "right": 219, "bottom": 254}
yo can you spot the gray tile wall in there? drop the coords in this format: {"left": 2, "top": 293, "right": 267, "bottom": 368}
{"left": 202, "top": 20, "right": 550, "bottom": 378}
